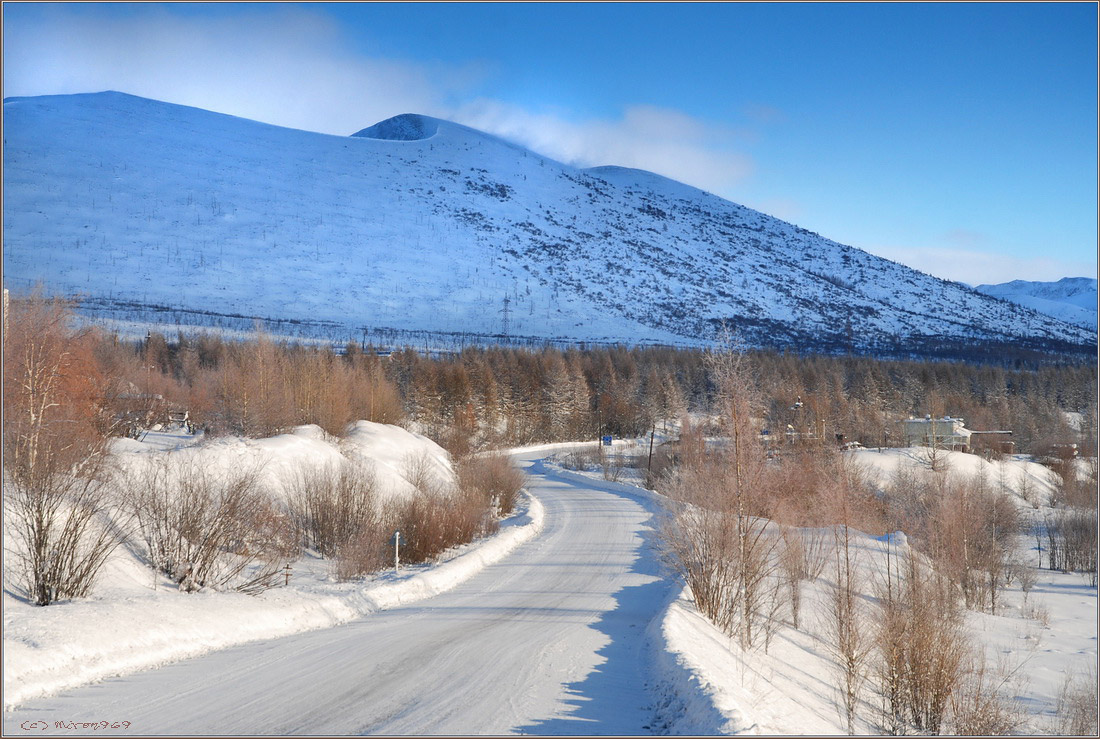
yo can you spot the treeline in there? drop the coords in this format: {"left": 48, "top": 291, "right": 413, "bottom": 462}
{"left": 113, "top": 327, "right": 1096, "bottom": 457}
{"left": 5, "top": 292, "right": 1095, "bottom": 458}
{"left": 2, "top": 294, "right": 525, "bottom": 605}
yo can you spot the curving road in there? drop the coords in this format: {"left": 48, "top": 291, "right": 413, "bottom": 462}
{"left": 3, "top": 451, "right": 678, "bottom": 735}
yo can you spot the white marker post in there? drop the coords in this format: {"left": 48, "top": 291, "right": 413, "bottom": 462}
{"left": 393, "top": 530, "right": 401, "bottom": 573}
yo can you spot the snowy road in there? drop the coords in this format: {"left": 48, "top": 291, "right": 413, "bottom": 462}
{"left": 4, "top": 452, "right": 678, "bottom": 735}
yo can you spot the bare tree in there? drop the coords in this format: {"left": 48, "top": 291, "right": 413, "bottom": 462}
{"left": 1053, "top": 667, "right": 1099, "bottom": 736}
{"left": 3, "top": 294, "right": 123, "bottom": 605}
{"left": 778, "top": 528, "right": 815, "bottom": 630}
{"left": 825, "top": 524, "right": 873, "bottom": 734}
{"left": 874, "top": 548, "right": 967, "bottom": 735}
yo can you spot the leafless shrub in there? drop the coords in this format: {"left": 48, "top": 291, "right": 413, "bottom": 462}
{"left": 602, "top": 450, "right": 627, "bottom": 482}
{"left": 1021, "top": 601, "right": 1050, "bottom": 627}
{"left": 655, "top": 453, "right": 778, "bottom": 651}
{"left": 402, "top": 450, "right": 437, "bottom": 491}
{"left": 457, "top": 453, "right": 524, "bottom": 516}
{"left": 3, "top": 293, "right": 124, "bottom": 605}
{"left": 1016, "top": 468, "right": 1040, "bottom": 508}
{"left": 918, "top": 441, "right": 951, "bottom": 473}
{"left": 286, "top": 460, "right": 379, "bottom": 558}
{"left": 644, "top": 444, "right": 676, "bottom": 488}
{"left": 389, "top": 450, "right": 496, "bottom": 565}
{"left": 334, "top": 522, "right": 392, "bottom": 581}
{"left": 392, "top": 489, "right": 496, "bottom": 564}
{"left": 1045, "top": 508, "right": 1098, "bottom": 585}
{"left": 123, "top": 456, "right": 290, "bottom": 593}
{"left": 559, "top": 448, "right": 597, "bottom": 471}
{"left": 5, "top": 471, "right": 124, "bottom": 605}
{"left": 1050, "top": 455, "right": 1099, "bottom": 510}
{"left": 659, "top": 502, "right": 737, "bottom": 630}
{"left": 1053, "top": 668, "right": 1099, "bottom": 736}
{"left": 802, "top": 527, "right": 834, "bottom": 582}
{"left": 875, "top": 548, "right": 967, "bottom": 735}
{"left": 949, "top": 652, "right": 1024, "bottom": 736}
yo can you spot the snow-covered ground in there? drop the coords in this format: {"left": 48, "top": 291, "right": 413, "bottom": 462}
{"left": 4, "top": 433, "right": 1094, "bottom": 734}
{"left": 546, "top": 443, "right": 1097, "bottom": 734}
{"left": 3, "top": 423, "right": 541, "bottom": 711}
{"left": 3, "top": 448, "right": 678, "bottom": 735}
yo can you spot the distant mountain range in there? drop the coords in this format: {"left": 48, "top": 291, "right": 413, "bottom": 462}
{"left": 974, "top": 277, "right": 1096, "bottom": 331}
{"left": 3, "top": 92, "right": 1095, "bottom": 358}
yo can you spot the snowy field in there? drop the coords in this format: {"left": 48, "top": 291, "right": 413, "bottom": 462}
{"left": 4, "top": 430, "right": 1095, "bottom": 734}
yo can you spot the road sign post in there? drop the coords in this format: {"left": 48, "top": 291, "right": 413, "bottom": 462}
{"left": 393, "top": 531, "right": 401, "bottom": 573}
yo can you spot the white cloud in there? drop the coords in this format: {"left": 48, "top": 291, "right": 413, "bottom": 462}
{"left": 863, "top": 243, "right": 1097, "bottom": 286}
{"left": 452, "top": 99, "right": 753, "bottom": 194}
{"left": 3, "top": 5, "right": 755, "bottom": 194}
{"left": 2, "top": 6, "right": 466, "bottom": 135}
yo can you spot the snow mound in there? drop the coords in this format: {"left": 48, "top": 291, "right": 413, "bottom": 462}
{"left": 107, "top": 421, "right": 454, "bottom": 503}
{"left": 351, "top": 113, "right": 441, "bottom": 141}
{"left": 342, "top": 420, "right": 454, "bottom": 499}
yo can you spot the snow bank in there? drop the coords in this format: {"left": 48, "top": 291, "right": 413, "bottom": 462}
{"left": 3, "top": 490, "right": 543, "bottom": 710}
{"left": 342, "top": 420, "right": 455, "bottom": 500}
{"left": 109, "top": 421, "right": 454, "bottom": 503}
{"left": 649, "top": 587, "right": 760, "bottom": 734}
{"left": 3, "top": 423, "right": 544, "bottom": 710}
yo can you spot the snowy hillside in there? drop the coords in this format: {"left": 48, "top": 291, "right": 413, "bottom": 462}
{"left": 3, "top": 92, "right": 1095, "bottom": 355}
{"left": 974, "top": 277, "right": 1097, "bottom": 331}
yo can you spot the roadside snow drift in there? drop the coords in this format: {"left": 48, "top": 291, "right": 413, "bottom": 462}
{"left": 3, "top": 423, "right": 544, "bottom": 710}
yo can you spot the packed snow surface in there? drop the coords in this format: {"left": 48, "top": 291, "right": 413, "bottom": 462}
{"left": 4, "top": 448, "right": 680, "bottom": 735}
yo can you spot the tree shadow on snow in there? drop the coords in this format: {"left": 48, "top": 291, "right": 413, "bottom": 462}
{"left": 516, "top": 490, "right": 679, "bottom": 736}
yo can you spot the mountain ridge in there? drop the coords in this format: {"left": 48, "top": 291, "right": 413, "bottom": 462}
{"left": 2, "top": 92, "right": 1094, "bottom": 357}
{"left": 974, "top": 277, "right": 1097, "bottom": 331}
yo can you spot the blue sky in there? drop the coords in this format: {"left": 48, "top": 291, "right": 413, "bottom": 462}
{"left": 4, "top": 2, "right": 1096, "bottom": 284}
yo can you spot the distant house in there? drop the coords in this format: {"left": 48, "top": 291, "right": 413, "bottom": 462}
{"left": 901, "top": 416, "right": 972, "bottom": 451}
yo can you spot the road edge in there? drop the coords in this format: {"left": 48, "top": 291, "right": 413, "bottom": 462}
{"left": 3, "top": 491, "right": 545, "bottom": 711}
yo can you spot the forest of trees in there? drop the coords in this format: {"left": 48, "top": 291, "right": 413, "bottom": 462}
{"left": 98, "top": 324, "right": 1096, "bottom": 460}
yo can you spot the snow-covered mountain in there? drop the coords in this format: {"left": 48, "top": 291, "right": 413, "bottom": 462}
{"left": 973, "top": 277, "right": 1097, "bottom": 331}
{"left": 3, "top": 92, "right": 1095, "bottom": 356}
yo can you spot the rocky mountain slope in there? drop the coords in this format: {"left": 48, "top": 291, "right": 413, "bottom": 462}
{"left": 3, "top": 92, "right": 1094, "bottom": 356}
